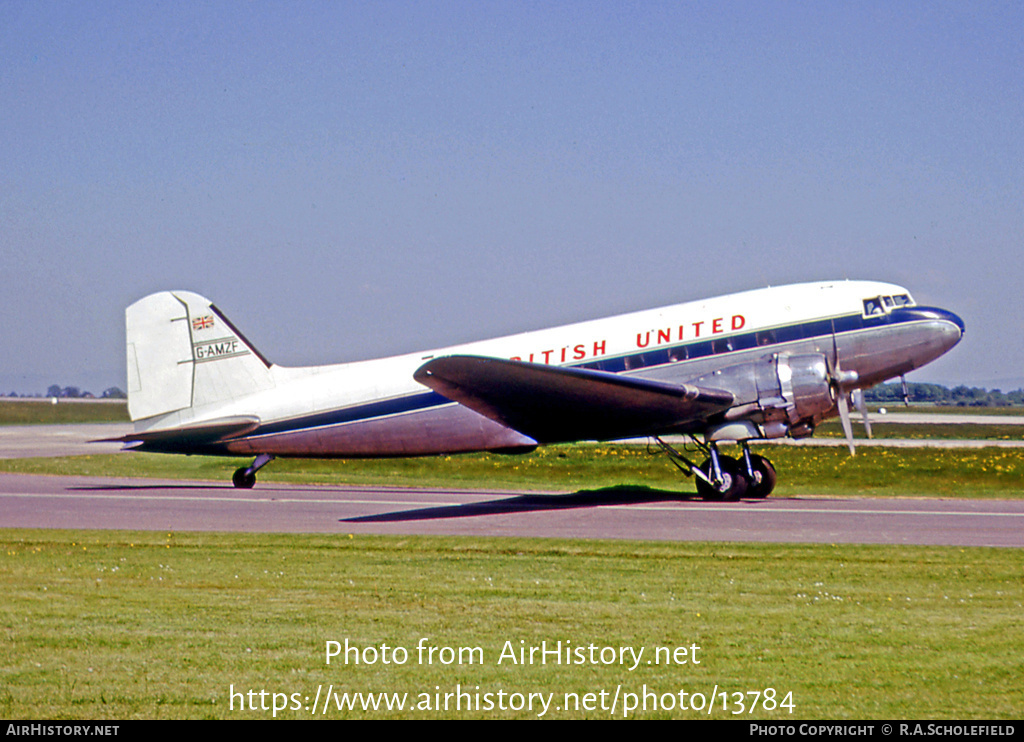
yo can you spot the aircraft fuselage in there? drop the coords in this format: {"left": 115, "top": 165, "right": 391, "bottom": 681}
{"left": 125, "top": 280, "right": 964, "bottom": 460}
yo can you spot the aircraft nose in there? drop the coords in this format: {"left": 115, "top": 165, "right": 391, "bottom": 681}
{"left": 942, "top": 308, "right": 966, "bottom": 337}
{"left": 925, "top": 307, "right": 965, "bottom": 342}
{"left": 892, "top": 306, "right": 965, "bottom": 350}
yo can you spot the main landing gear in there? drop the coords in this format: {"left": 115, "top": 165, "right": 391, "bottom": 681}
{"left": 653, "top": 437, "right": 776, "bottom": 501}
{"left": 232, "top": 453, "right": 275, "bottom": 489}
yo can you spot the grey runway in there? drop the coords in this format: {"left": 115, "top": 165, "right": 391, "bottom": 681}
{"left": 1, "top": 473, "right": 1021, "bottom": 548}
{"left": 0, "top": 424, "right": 131, "bottom": 458}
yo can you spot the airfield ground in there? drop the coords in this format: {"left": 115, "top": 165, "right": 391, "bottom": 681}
{"left": 0, "top": 402, "right": 1022, "bottom": 719}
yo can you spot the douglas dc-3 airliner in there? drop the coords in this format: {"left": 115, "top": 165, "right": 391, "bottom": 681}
{"left": 109, "top": 280, "right": 964, "bottom": 500}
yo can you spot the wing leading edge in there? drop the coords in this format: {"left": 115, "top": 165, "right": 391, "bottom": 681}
{"left": 414, "top": 355, "right": 734, "bottom": 444}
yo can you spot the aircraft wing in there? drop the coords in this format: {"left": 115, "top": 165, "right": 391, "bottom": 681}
{"left": 414, "top": 356, "right": 734, "bottom": 444}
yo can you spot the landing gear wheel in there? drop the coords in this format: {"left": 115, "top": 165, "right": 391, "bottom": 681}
{"left": 232, "top": 467, "right": 256, "bottom": 489}
{"left": 745, "top": 454, "right": 776, "bottom": 499}
{"left": 696, "top": 455, "right": 748, "bottom": 502}
{"left": 232, "top": 454, "right": 274, "bottom": 489}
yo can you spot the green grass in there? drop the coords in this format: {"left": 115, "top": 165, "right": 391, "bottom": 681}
{"left": 817, "top": 420, "right": 1024, "bottom": 441}
{"left": 0, "top": 400, "right": 128, "bottom": 425}
{"left": 2, "top": 444, "right": 1023, "bottom": 498}
{"left": 1, "top": 530, "right": 1020, "bottom": 719}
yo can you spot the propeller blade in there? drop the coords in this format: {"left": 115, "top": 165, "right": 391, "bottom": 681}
{"left": 852, "top": 388, "right": 872, "bottom": 439}
{"left": 837, "top": 391, "right": 856, "bottom": 455}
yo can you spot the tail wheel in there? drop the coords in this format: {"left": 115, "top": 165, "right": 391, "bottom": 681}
{"left": 746, "top": 454, "right": 777, "bottom": 498}
{"left": 232, "top": 467, "right": 257, "bottom": 489}
{"left": 232, "top": 453, "right": 274, "bottom": 489}
{"left": 696, "top": 455, "right": 748, "bottom": 502}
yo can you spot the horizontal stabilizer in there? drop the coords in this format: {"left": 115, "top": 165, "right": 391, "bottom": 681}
{"left": 414, "top": 356, "right": 734, "bottom": 444}
{"left": 95, "top": 416, "right": 261, "bottom": 449}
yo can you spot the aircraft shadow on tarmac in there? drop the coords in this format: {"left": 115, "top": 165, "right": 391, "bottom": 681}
{"left": 68, "top": 483, "right": 230, "bottom": 491}
{"left": 342, "top": 485, "right": 763, "bottom": 523}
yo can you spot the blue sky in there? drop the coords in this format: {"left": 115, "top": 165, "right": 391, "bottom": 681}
{"left": 2, "top": 1, "right": 1022, "bottom": 394}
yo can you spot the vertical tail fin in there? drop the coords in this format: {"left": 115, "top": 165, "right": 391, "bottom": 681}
{"left": 125, "top": 291, "right": 275, "bottom": 421}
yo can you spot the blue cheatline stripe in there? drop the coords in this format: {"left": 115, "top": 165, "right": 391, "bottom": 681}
{"left": 250, "top": 391, "right": 455, "bottom": 438}
{"left": 247, "top": 308, "right": 946, "bottom": 438}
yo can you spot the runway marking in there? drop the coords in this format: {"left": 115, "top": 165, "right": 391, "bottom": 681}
{"left": 606, "top": 504, "right": 1024, "bottom": 517}
{"left": 2, "top": 491, "right": 1022, "bottom": 518}
{"left": 0, "top": 492, "right": 444, "bottom": 507}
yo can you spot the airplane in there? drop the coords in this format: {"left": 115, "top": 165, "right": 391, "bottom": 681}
{"left": 108, "top": 280, "right": 964, "bottom": 500}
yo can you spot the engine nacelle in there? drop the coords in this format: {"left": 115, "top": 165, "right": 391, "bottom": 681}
{"left": 690, "top": 353, "right": 834, "bottom": 441}
{"left": 773, "top": 352, "right": 835, "bottom": 429}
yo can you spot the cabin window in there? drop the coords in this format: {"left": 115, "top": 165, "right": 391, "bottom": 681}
{"left": 711, "top": 337, "right": 734, "bottom": 354}
{"left": 668, "top": 346, "right": 688, "bottom": 363}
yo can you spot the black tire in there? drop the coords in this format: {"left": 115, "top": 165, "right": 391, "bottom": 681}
{"left": 745, "top": 454, "right": 777, "bottom": 499}
{"left": 232, "top": 467, "right": 256, "bottom": 489}
{"left": 696, "top": 455, "right": 748, "bottom": 502}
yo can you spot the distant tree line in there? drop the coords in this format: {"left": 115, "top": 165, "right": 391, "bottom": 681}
{"left": 2, "top": 386, "right": 126, "bottom": 400}
{"left": 864, "top": 382, "right": 1024, "bottom": 407}
{"left": 45, "top": 385, "right": 127, "bottom": 399}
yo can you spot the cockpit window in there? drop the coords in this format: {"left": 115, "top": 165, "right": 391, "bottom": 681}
{"left": 863, "top": 297, "right": 884, "bottom": 316}
{"left": 864, "top": 293, "right": 916, "bottom": 317}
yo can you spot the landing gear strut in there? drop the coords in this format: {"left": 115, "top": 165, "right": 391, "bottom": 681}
{"left": 232, "top": 453, "right": 275, "bottom": 489}
{"left": 653, "top": 437, "right": 776, "bottom": 501}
